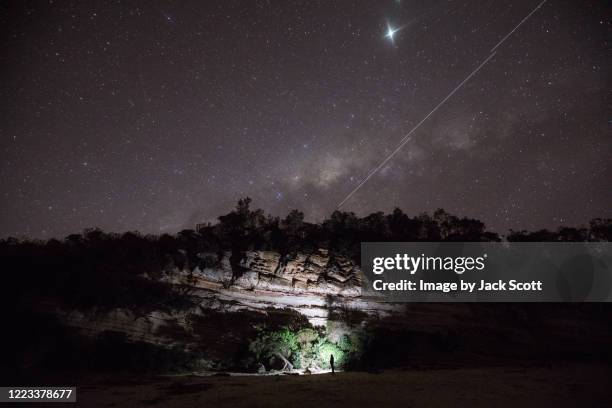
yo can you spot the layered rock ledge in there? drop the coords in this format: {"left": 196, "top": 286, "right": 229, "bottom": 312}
{"left": 59, "top": 249, "right": 398, "bottom": 353}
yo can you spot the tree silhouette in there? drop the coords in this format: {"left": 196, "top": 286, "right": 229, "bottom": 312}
{"left": 0, "top": 197, "right": 608, "bottom": 312}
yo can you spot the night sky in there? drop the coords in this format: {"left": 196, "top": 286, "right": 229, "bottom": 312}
{"left": 1, "top": 0, "right": 610, "bottom": 238}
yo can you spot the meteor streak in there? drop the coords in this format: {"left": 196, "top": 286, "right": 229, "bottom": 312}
{"left": 490, "top": 0, "right": 548, "bottom": 52}
{"left": 336, "top": 0, "right": 549, "bottom": 210}
{"left": 336, "top": 51, "right": 497, "bottom": 210}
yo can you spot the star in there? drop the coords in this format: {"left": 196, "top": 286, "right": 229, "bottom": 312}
{"left": 384, "top": 23, "right": 402, "bottom": 43}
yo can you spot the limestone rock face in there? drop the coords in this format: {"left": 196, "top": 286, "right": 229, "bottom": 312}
{"left": 57, "top": 249, "right": 398, "bottom": 360}
{"left": 240, "top": 251, "right": 281, "bottom": 276}
{"left": 226, "top": 249, "right": 361, "bottom": 296}
{"left": 233, "top": 270, "right": 259, "bottom": 290}
{"left": 160, "top": 249, "right": 362, "bottom": 297}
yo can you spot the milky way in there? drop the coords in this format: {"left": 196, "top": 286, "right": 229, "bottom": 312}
{"left": 1, "top": 0, "right": 610, "bottom": 238}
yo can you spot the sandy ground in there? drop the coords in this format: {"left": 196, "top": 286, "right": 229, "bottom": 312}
{"left": 66, "top": 363, "right": 611, "bottom": 407}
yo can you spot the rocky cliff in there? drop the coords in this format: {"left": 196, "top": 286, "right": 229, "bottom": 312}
{"left": 192, "top": 249, "right": 363, "bottom": 297}
{"left": 54, "top": 249, "right": 612, "bottom": 372}
{"left": 58, "top": 249, "right": 397, "bottom": 360}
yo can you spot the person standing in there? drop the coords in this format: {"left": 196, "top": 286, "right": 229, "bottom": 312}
{"left": 330, "top": 354, "right": 335, "bottom": 374}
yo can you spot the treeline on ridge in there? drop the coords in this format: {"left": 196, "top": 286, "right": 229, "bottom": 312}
{"left": 1, "top": 197, "right": 610, "bottom": 313}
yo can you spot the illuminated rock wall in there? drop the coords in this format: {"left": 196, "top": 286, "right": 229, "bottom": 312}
{"left": 57, "top": 249, "right": 398, "bottom": 359}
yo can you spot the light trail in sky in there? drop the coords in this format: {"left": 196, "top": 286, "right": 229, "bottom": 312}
{"left": 336, "top": 0, "right": 549, "bottom": 210}
{"left": 336, "top": 51, "right": 497, "bottom": 210}
{"left": 490, "top": 0, "right": 548, "bottom": 52}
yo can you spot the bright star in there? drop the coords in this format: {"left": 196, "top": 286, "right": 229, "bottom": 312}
{"left": 384, "top": 23, "right": 402, "bottom": 43}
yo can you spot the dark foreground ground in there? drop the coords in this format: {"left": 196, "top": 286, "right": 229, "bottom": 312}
{"left": 48, "top": 363, "right": 612, "bottom": 407}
